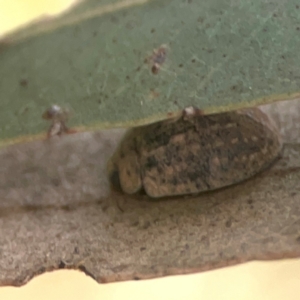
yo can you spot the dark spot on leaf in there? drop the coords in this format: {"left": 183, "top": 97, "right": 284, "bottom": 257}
{"left": 225, "top": 219, "right": 232, "bottom": 228}
{"left": 231, "top": 85, "right": 236, "bottom": 90}
{"left": 152, "top": 64, "right": 160, "bottom": 74}
{"left": 296, "top": 5, "right": 299, "bottom": 9}
{"left": 273, "top": 13, "right": 277, "bottom": 17}
{"left": 297, "top": 27, "right": 300, "bottom": 31}
{"left": 61, "top": 205, "right": 75, "bottom": 212}
{"left": 223, "top": 54, "right": 227, "bottom": 58}
{"left": 110, "top": 16, "right": 118, "bottom": 23}
{"left": 151, "top": 28, "right": 155, "bottom": 33}
{"left": 132, "top": 221, "right": 139, "bottom": 227}
{"left": 247, "top": 199, "right": 253, "bottom": 205}
{"left": 51, "top": 178, "right": 60, "bottom": 187}
{"left": 126, "top": 169, "right": 131, "bottom": 176}
{"left": 281, "top": 55, "right": 285, "bottom": 59}
{"left": 191, "top": 59, "right": 196, "bottom": 63}
{"left": 140, "top": 247, "right": 146, "bottom": 251}
{"left": 200, "top": 235, "right": 208, "bottom": 243}
{"left": 262, "top": 237, "right": 276, "bottom": 244}
{"left": 141, "top": 221, "right": 151, "bottom": 230}
{"left": 93, "top": 31, "right": 97, "bottom": 37}
{"left": 263, "top": 28, "right": 267, "bottom": 32}
{"left": 101, "top": 205, "right": 109, "bottom": 212}
{"left": 179, "top": 64, "right": 183, "bottom": 67}
{"left": 126, "top": 75, "right": 130, "bottom": 80}
{"left": 19, "top": 79, "right": 28, "bottom": 87}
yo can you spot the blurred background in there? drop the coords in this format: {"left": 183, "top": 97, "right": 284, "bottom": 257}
{"left": 0, "top": 1, "right": 299, "bottom": 299}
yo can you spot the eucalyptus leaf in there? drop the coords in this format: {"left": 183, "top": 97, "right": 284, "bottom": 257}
{"left": 1, "top": 0, "right": 300, "bottom": 145}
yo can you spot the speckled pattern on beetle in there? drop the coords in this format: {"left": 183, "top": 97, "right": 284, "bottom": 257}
{"left": 107, "top": 107, "right": 282, "bottom": 198}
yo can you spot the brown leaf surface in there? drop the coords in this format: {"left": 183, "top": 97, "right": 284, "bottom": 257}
{"left": 1, "top": 100, "right": 300, "bottom": 287}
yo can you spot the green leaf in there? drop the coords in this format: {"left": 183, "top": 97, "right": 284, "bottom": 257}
{"left": 1, "top": 0, "right": 300, "bottom": 145}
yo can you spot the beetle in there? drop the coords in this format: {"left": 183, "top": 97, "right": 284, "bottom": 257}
{"left": 107, "top": 107, "right": 282, "bottom": 198}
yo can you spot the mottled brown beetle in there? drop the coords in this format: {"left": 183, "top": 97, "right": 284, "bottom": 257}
{"left": 107, "top": 107, "right": 282, "bottom": 198}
